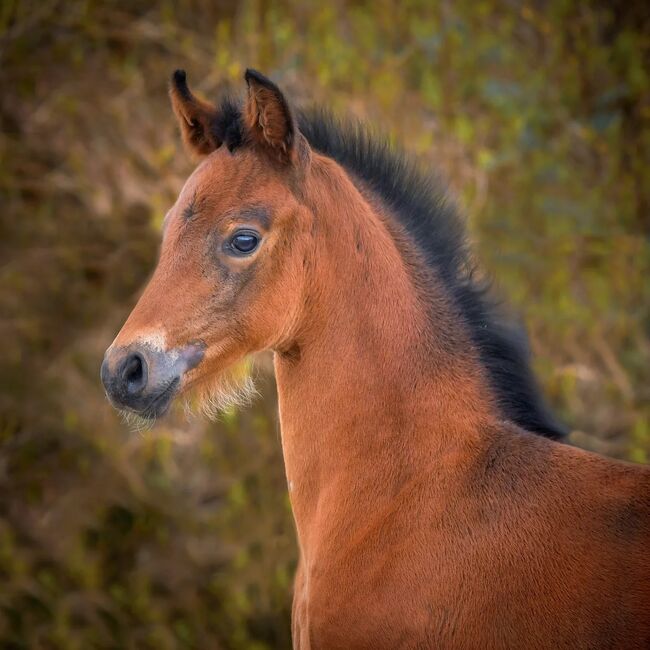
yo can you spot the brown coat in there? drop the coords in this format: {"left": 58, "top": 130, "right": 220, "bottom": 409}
{"left": 104, "top": 69, "right": 650, "bottom": 649}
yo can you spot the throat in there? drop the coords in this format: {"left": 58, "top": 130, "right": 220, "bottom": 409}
{"left": 274, "top": 301, "right": 492, "bottom": 489}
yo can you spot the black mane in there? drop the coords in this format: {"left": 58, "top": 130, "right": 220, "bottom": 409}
{"left": 214, "top": 98, "right": 567, "bottom": 440}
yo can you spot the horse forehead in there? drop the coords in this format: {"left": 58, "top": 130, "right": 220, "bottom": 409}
{"left": 180, "top": 152, "right": 262, "bottom": 199}
{"left": 176, "top": 154, "right": 291, "bottom": 227}
{"left": 180, "top": 155, "right": 227, "bottom": 196}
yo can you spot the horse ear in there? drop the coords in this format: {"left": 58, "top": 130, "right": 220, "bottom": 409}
{"left": 169, "top": 70, "right": 222, "bottom": 157}
{"left": 244, "top": 69, "right": 296, "bottom": 164}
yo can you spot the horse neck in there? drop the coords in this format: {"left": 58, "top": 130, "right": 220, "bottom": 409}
{"left": 274, "top": 156, "right": 496, "bottom": 553}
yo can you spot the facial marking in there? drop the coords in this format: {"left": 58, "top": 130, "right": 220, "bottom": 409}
{"left": 136, "top": 330, "right": 168, "bottom": 352}
{"left": 108, "top": 329, "right": 165, "bottom": 355}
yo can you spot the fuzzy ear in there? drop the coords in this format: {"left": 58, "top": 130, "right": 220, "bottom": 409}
{"left": 169, "top": 70, "right": 222, "bottom": 157}
{"left": 244, "top": 69, "right": 296, "bottom": 164}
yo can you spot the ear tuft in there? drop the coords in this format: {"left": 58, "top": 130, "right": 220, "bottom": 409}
{"left": 169, "top": 70, "right": 221, "bottom": 157}
{"left": 172, "top": 69, "right": 191, "bottom": 101}
{"left": 244, "top": 69, "right": 295, "bottom": 163}
{"left": 244, "top": 68, "right": 276, "bottom": 90}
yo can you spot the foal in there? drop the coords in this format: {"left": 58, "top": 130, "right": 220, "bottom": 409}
{"left": 102, "top": 69, "right": 650, "bottom": 649}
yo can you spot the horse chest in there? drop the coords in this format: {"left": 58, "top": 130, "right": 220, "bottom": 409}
{"left": 291, "top": 547, "right": 464, "bottom": 650}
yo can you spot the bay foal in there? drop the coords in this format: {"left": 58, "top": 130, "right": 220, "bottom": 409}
{"left": 102, "top": 70, "right": 650, "bottom": 649}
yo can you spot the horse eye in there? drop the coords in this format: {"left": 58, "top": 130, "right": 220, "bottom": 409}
{"left": 228, "top": 230, "right": 260, "bottom": 255}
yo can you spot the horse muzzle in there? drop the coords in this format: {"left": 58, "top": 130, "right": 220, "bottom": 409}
{"left": 101, "top": 341, "right": 205, "bottom": 418}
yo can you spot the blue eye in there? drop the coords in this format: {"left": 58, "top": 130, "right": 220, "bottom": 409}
{"left": 229, "top": 230, "right": 260, "bottom": 255}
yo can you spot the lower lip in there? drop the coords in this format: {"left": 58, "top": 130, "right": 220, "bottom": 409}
{"left": 143, "top": 377, "right": 180, "bottom": 418}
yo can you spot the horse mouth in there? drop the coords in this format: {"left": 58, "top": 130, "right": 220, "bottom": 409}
{"left": 121, "top": 377, "right": 180, "bottom": 420}
{"left": 146, "top": 377, "right": 181, "bottom": 418}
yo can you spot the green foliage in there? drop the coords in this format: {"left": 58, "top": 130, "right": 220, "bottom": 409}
{"left": 0, "top": 0, "right": 648, "bottom": 647}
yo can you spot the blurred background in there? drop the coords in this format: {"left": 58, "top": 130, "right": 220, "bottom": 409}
{"left": 1, "top": 0, "right": 648, "bottom": 647}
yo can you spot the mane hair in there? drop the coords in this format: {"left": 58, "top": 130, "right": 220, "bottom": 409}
{"left": 213, "top": 96, "right": 567, "bottom": 440}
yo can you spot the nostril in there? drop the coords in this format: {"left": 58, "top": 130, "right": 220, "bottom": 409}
{"left": 121, "top": 353, "right": 147, "bottom": 395}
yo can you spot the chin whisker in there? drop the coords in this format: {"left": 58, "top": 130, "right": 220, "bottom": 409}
{"left": 183, "top": 361, "right": 259, "bottom": 421}
{"left": 118, "top": 409, "right": 156, "bottom": 433}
